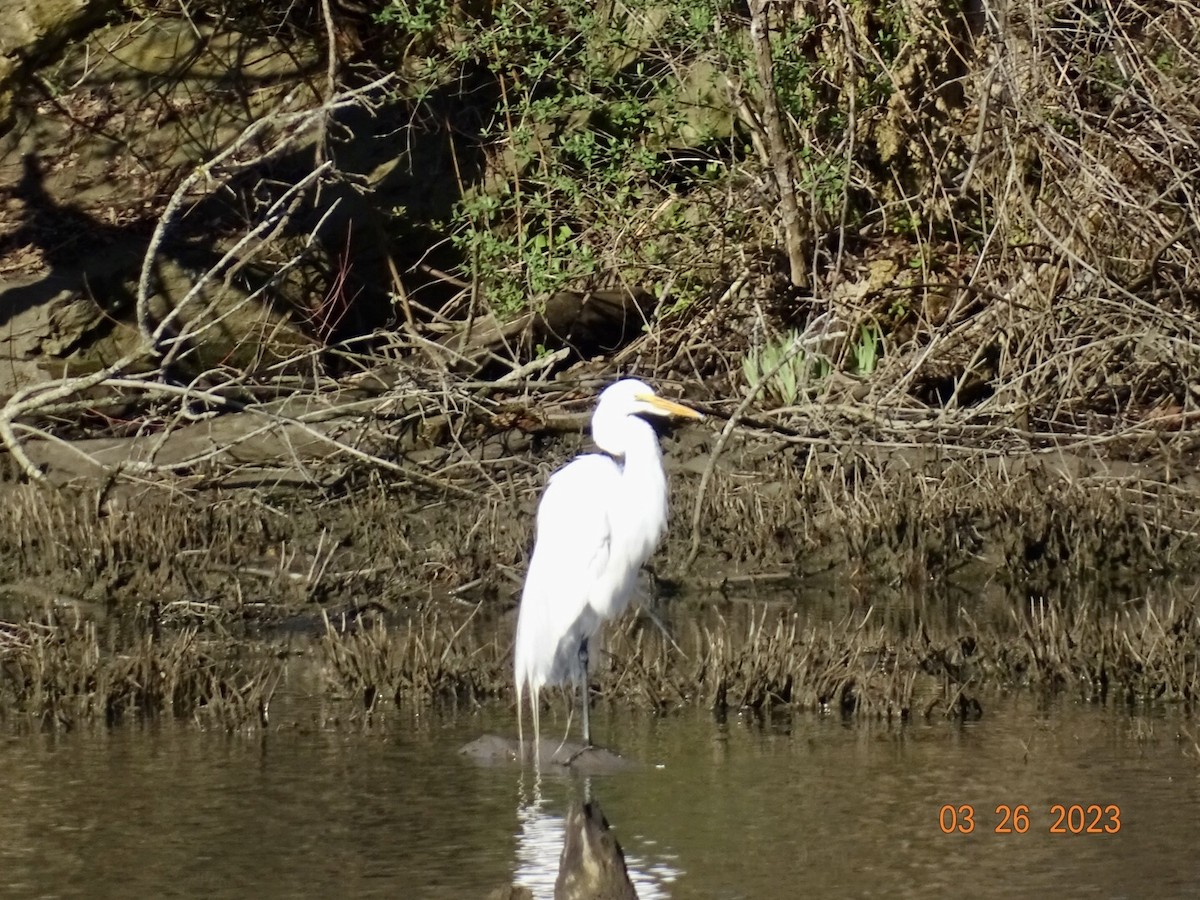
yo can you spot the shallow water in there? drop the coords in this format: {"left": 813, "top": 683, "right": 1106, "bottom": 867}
{"left": 2, "top": 692, "right": 1197, "bottom": 899}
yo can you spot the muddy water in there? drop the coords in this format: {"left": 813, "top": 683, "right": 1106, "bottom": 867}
{"left": 1, "top": 694, "right": 1197, "bottom": 899}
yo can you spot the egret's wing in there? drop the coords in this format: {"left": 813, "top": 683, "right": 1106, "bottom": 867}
{"left": 514, "top": 454, "right": 619, "bottom": 691}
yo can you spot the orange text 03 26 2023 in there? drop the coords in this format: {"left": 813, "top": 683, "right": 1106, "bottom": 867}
{"left": 938, "top": 804, "right": 1121, "bottom": 835}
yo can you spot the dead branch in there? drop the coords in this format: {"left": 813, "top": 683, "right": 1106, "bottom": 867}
{"left": 748, "top": 0, "right": 808, "bottom": 288}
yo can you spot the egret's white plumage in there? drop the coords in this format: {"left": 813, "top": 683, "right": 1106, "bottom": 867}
{"left": 514, "top": 379, "right": 703, "bottom": 756}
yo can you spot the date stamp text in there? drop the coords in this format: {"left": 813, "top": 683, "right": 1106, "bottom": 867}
{"left": 939, "top": 804, "right": 1121, "bottom": 835}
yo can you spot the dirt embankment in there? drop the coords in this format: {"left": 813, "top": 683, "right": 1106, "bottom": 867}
{"left": 2, "top": 410, "right": 1199, "bottom": 731}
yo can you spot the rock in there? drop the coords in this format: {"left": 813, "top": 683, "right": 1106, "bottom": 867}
{"left": 1, "top": 14, "right": 321, "bottom": 397}
{"left": 459, "top": 735, "right": 634, "bottom": 774}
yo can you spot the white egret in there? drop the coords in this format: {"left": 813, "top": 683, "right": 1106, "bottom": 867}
{"left": 514, "top": 379, "right": 704, "bottom": 755}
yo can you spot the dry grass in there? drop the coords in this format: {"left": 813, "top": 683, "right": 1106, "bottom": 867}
{"left": 315, "top": 593, "right": 1200, "bottom": 726}
{"left": 7, "top": 1, "right": 1200, "bottom": 734}
{"left": 6, "top": 2, "right": 1200, "bottom": 493}
{"left": 0, "top": 616, "right": 279, "bottom": 730}
{"left": 3, "top": 571, "right": 1194, "bottom": 730}
{"left": 998, "top": 596, "right": 1200, "bottom": 704}
{"left": 5, "top": 435, "right": 1198, "bottom": 634}
{"left": 628, "top": 0, "right": 1200, "bottom": 473}
{"left": 317, "top": 605, "right": 510, "bottom": 712}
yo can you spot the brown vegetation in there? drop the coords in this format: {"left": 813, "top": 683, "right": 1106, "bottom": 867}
{"left": 317, "top": 590, "right": 1200, "bottom": 728}
{"left": 3, "top": 1, "right": 1200, "bottom": 730}
{"left": 0, "top": 616, "right": 278, "bottom": 730}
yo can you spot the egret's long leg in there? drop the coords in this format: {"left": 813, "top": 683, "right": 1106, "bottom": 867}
{"left": 517, "top": 680, "right": 524, "bottom": 751}
{"left": 579, "top": 637, "right": 591, "bottom": 747}
{"left": 531, "top": 688, "right": 541, "bottom": 770}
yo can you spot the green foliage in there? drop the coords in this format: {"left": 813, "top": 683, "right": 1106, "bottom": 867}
{"left": 744, "top": 320, "right": 883, "bottom": 404}
{"left": 771, "top": 14, "right": 820, "bottom": 123}
{"left": 378, "top": 0, "right": 450, "bottom": 37}
{"left": 871, "top": 0, "right": 911, "bottom": 65}
{"left": 374, "top": 0, "right": 754, "bottom": 315}
{"left": 798, "top": 149, "right": 848, "bottom": 218}
{"left": 371, "top": 0, "right": 942, "bottom": 321}
{"left": 743, "top": 330, "right": 829, "bottom": 407}
{"left": 852, "top": 322, "right": 882, "bottom": 376}
{"left": 887, "top": 297, "right": 910, "bottom": 320}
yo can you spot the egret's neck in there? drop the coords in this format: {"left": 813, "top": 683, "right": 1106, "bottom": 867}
{"left": 608, "top": 420, "right": 667, "bottom": 532}
{"left": 616, "top": 418, "right": 663, "bottom": 474}
{"left": 594, "top": 414, "right": 660, "bottom": 470}
{"left": 600, "top": 415, "right": 668, "bottom": 560}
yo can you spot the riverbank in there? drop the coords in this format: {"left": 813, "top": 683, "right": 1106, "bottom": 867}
{"left": 2, "top": 413, "right": 1199, "bottom": 730}
{"left": 4, "top": 0, "right": 1200, "bottom": 731}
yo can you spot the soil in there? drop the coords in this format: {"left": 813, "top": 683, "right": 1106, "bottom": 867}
{"left": 2, "top": 418, "right": 1199, "bottom": 731}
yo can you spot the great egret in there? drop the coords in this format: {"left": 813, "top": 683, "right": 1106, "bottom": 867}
{"left": 514, "top": 379, "right": 704, "bottom": 755}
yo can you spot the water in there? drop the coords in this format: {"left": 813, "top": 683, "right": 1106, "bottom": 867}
{"left": 1, "top": 694, "right": 1197, "bottom": 898}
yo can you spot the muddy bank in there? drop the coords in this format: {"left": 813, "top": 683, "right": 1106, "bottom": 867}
{"left": 3, "top": 585, "right": 1197, "bottom": 732}
{"left": 2, "top": 424, "right": 1200, "bottom": 730}
{"left": 3, "top": 417, "right": 1199, "bottom": 613}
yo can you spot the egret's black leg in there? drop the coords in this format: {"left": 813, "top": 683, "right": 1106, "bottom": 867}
{"left": 579, "top": 637, "right": 591, "bottom": 747}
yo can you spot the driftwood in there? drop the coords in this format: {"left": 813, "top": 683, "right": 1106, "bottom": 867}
{"left": 444, "top": 289, "right": 657, "bottom": 373}
{"left": 17, "top": 394, "right": 369, "bottom": 486}
{"left": 3, "top": 371, "right": 623, "bottom": 490}
{"left": 555, "top": 800, "right": 639, "bottom": 900}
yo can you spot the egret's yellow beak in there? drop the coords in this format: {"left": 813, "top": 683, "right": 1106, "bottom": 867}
{"left": 638, "top": 393, "right": 705, "bottom": 420}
